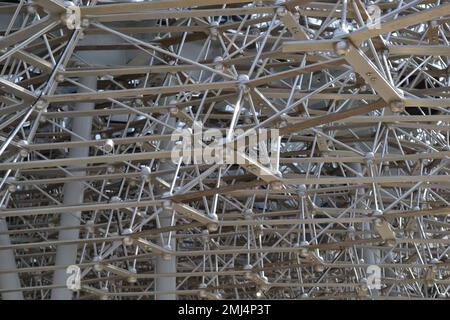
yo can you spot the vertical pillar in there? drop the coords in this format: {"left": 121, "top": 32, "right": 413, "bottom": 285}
{"left": 0, "top": 218, "right": 24, "bottom": 300}
{"left": 155, "top": 118, "right": 177, "bottom": 300}
{"left": 351, "top": 163, "right": 379, "bottom": 296}
{"left": 51, "top": 76, "right": 96, "bottom": 300}
{"left": 155, "top": 210, "right": 177, "bottom": 300}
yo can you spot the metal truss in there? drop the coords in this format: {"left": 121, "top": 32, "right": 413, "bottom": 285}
{"left": 0, "top": 0, "right": 449, "bottom": 300}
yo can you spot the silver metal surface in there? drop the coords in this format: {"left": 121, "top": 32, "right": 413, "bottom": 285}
{"left": 0, "top": 0, "right": 449, "bottom": 300}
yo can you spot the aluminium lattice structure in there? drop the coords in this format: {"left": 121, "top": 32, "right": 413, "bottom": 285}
{"left": 0, "top": 0, "right": 450, "bottom": 300}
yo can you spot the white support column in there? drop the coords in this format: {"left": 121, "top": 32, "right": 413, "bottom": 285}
{"left": 351, "top": 163, "right": 380, "bottom": 296}
{"left": 51, "top": 76, "right": 96, "bottom": 300}
{"left": 155, "top": 118, "right": 177, "bottom": 300}
{"left": 155, "top": 209, "right": 177, "bottom": 300}
{"left": 0, "top": 218, "right": 24, "bottom": 300}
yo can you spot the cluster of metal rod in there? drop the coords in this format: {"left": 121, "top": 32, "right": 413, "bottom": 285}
{"left": 0, "top": 0, "right": 450, "bottom": 300}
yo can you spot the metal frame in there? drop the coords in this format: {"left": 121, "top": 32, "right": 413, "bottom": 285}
{"left": 0, "top": 0, "right": 449, "bottom": 300}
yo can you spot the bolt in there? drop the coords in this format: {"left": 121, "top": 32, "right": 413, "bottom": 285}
{"left": 299, "top": 241, "right": 309, "bottom": 257}
{"left": 214, "top": 56, "right": 224, "bottom": 71}
{"left": 276, "top": 7, "right": 287, "bottom": 17}
{"left": 34, "top": 100, "right": 48, "bottom": 111}
{"left": 103, "top": 139, "right": 114, "bottom": 153}
{"left": 334, "top": 40, "right": 350, "bottom": 56}
{"left": 389, "top": 100, "right": 405, "bottom": 113}
{"left": 55, "top": 74, "right": 65, "bottom": 83}
{"left": 140, "top": 166, "right": 151, "bottom": 181}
